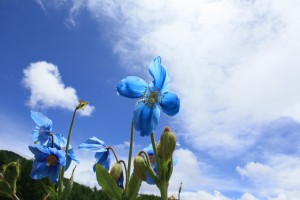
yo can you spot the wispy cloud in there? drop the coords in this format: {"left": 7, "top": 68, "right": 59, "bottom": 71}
{"left": 22, "top": 61, "right": 95, "bottom": 116}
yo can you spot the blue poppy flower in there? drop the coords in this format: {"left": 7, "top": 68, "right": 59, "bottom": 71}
{"left": 78, "top": 137, "right": 111, "bottom": 171}
{"left": 30, "top": 111, "right": 53, "bottom": 144}
{"left": 47, "top": 133, "right": 79, "bottom": 171}
{"left": 116, "top": 56, "right": 180, "bottom": 136}
{"left": 29, "top": 145, "right": 66, "bottom": 184}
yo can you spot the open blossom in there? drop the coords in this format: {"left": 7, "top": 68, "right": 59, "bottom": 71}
{"left": 48, "top": 133, "right": 79, "bottom": 171}
{"left": 78, "top": 137, "right": 111, "bottom": 171}
{"left": 29, "top": 145, "right": 66, "bottom": 184}
{"left": 31, "top": 111, "right": 79, "bottom": 170}
{"left": 116, "top": 56, "right": 180, "bottom": 136}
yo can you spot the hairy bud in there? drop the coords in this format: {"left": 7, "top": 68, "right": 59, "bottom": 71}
{"left": 110, "top": 163, "right": 123, "bottom": 183}
{"left": 158, "top": 127, "right": 176, "bottom": 159}
{"left": 133, "top": 156, "right": 147, "bottom": 181}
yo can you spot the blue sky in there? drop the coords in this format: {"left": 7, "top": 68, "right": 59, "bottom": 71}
{"left": 1, "top": 1, "right": 300, "bottom": 199}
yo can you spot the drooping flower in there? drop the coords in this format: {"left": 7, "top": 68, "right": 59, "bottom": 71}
{"left": 116, "top": 56, "right": 180, "bottom": 136}
{"left": 30, "top": 111, "right": 53, "bottom": 144}
{"left": 29, "top": 144, "right": 66, "bottom": 184}
{"left": 78, "top": 137, "right": 111, "bottom": 171}
{"left": 47, "top": 133, "right": 79, "bottom": 171}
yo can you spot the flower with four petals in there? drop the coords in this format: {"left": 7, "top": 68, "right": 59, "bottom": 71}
{"left": 116, "top": 56, "right": 180, "bottom": 136}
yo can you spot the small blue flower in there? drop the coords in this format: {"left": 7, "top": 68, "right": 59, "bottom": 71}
{"left": 116, "top": 56, "right": 180, "bottom": 136}
{"left": 30, "top": 111, "right": 53, "bottom": 144}
{"left": 47, "top": 133, "right": 79, "bottom": 171}
{"left": 78, "top": 137, "right": 111, "bottom": 171}
{"left": 29, "top": 144, "right": 66, "bottom": 184}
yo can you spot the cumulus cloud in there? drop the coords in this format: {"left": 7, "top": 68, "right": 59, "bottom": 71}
{"left": 22, "top": 61, "right": 95, "bottom": 116}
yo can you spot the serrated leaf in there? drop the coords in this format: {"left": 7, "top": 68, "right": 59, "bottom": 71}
{"left": 58, "top": 166, "right": 76, "bottom": 200}
{"left": 125, "top": 171, "right": 142, "bottom": 200}
{"left": 96, "top": 164, "right": 122, "bottom": 200}
{"left": 44, "top": 185, "right": 58, "bottom": 200}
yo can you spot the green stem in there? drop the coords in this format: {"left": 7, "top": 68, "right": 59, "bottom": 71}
{"left": 107, "top": 146, "right": 120, "bottom": 162}
{"left": 150, "top": 133, "right": 161, "bottom": 177}
{"left": 125, "top": 120, "right": 134, "bottom": 195}
{"left": 118, "top": 160, "right": 127, "bottom": 178}
{"left": 138, "top": 151, "right": 159, "bottom": 185}
{"left": 59, "top": 108, "right": 78, "bottom": 195}
{"left": 11, "top": 193, "right": 19, "bottom": 200}
{"left": 159, "top": 181, "right": 168, "bottom": 200}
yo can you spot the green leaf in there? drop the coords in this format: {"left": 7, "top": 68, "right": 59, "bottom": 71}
{"left": 95, "top": 164, "right": 122, "bottom": 200}
{"left": 44, "top": 185, "right": 58, "bottom": 200}
{"left": 58, "top": 166, "right": 76, "bottom": 200}
{"left": 125, "top": 171, "right": 142, "bottom": 200}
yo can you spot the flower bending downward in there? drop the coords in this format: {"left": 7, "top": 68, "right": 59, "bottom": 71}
{"left": 78, "top": 137, "right": 111, "bottom": 171}
{"left": 116, "top": 56, "right": 180, "bottom": 136}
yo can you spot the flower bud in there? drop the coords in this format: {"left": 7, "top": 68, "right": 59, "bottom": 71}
{"left": 110, "top": 163, "right": 123, "bottom": 183}
{"left": 77, "top": 100, "right": 89, "bottom": 110}
{"left": 133, "top": 156, "right": 147, "bottom": 181}
{"left": 158, "top": 127, "right": 176, "bottom": 159}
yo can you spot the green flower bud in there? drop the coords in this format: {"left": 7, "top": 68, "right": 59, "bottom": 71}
{"left": 158, "top": 127, "right": 176, "bottom": 160}
{"left": 110, "top": 163, "right": 123, "bottom": 183}
{"left": 133, "top": 156, "right": 147, "bottom": 181}
{"left": 3, "top": 161, "right": 20, "bottom": 194}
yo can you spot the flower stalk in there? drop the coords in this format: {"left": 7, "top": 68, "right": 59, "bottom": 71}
{"left": 58, "top": 100, "right": 87, "bottom": 195}
{"left": 125, "top": 120, "right": 134, "bottom": 193}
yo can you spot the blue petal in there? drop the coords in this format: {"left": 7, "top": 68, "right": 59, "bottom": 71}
{"left": 30, "top": 161, "right": 49, "bottom": 180}
{"left": 133, "top": 102, "right": 160, "bottom": 136}
{"left": 143, "top": 144, "right": 154, "bottom": 156}
{"left": 95, "top": 151, "right": 110, "bottom": 170}
{"left": 116, "top": 76, "right": 147, "bottom": 98}
{"left": 78, "top": 137, "right": 107, "bottom": 152}
{"left": 29, "top": 145, "right": 50, "bottom": 158}
{"left": 146, "top": 163, "right": 158, "bottom": 185}
{"left": 48, "top": 166, "right": 60, "bottom": 184}
{"left": 30, "top": 111, "right": 53, "bottom": 130}
{"left": 66, "top": 149, "right": 79, "bottom": 171}
{"left": 160, "top": 92, "right": 180, "bottom": 116}
{"left": 148, "top": 57, "right": 170, "bottom": 93}
{"left": 117, "top": 172, "right": 124, "bottom": 189}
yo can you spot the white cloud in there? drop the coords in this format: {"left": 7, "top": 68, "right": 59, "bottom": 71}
{"left": 33, "top": 0, "right": 300, "bottom": 199}
{"left": 236, "top": 155, "right": 300, "bottom": 200}
{"left": 22, "top": 61, "right": 95, "bottom": 116}
{"left": 64, "top": 0, "right": 300, "bottom": 157}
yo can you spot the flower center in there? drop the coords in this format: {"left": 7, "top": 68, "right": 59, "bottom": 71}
{"left": 46, "top": 155, "right": 58, "bottom": 167}
{"left": 143, "top": 88, "right": 162, "bottom": 108}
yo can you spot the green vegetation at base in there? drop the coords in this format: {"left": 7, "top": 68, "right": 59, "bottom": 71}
{"left": 0, "top": 150, "right": 160, "bottom": 200}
